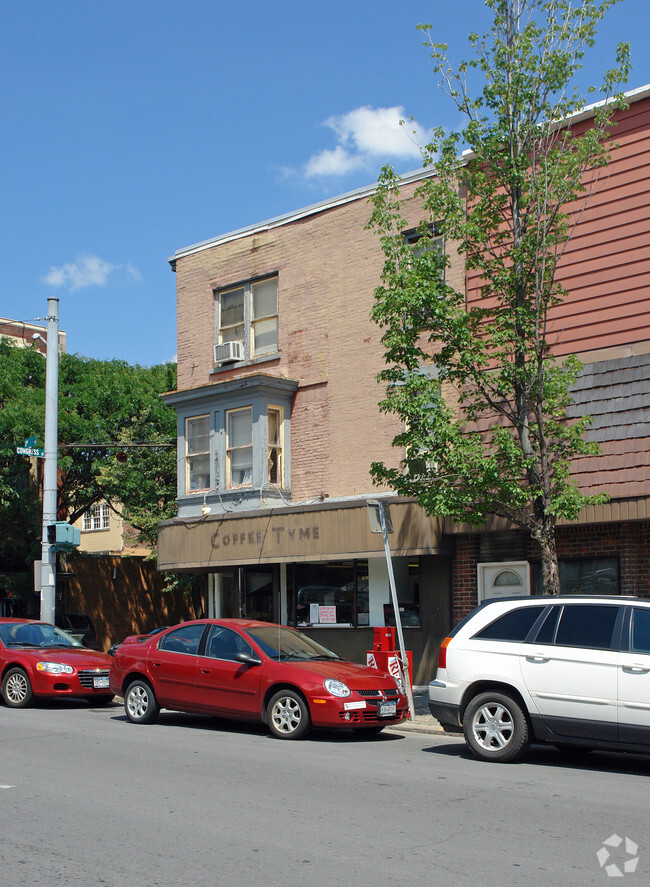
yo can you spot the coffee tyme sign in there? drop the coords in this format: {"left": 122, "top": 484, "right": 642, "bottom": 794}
{"left": 157, "top": 500, "right": 444, "bottom": 570}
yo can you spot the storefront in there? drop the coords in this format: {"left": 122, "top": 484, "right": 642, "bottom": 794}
{"left": 157, "top": 497, "right": 453, "bottom": 683}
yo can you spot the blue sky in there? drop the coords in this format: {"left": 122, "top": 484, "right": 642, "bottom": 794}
{"left": 2, "top": 0, "right": 647, "bottom": 367}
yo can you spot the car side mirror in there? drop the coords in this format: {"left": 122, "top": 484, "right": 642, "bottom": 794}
{"left": 235, "top": 651, "right": 262, "bottom": 667}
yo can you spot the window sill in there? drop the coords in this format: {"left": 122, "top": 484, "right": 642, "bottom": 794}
{"left": 210, "top": 351, "right": 281, "bottom": 375}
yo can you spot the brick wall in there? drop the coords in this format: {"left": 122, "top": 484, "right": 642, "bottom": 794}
{"left": 451, "top": 521, "right": 650, "bottom": 626}
{"left": 174, "top": 179, "right": 466, "bottom": 502}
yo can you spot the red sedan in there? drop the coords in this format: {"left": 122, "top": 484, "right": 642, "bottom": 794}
{"left": 0, "top": 618, "right": 114, "bottom": 708}
{"left": 110, "top": 619, "right": 409, "bottom": 739}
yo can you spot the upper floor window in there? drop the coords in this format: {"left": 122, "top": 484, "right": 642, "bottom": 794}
{"left": 268, "top": 407, "right": 283, "bottom": 486}
{"left": 186, "top": 415, "right": 210, "bottom": 492}
{"left": 216, "top": 276, "right": 278, "bottom": 362}
{"left": 83, "top": 503, "right": 110, "bottom": 531}
{"left": 226, "top": 407, "right": 253, "bottom": 488}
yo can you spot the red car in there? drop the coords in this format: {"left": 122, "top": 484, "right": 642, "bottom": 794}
{"left": 0, "top": 618, "right": 114, "bottom": 708}
{"left": 110, "top": 619, "right": 409, "bottom": 739}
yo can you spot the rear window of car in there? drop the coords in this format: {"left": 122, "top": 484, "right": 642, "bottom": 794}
{"left": 473, "top": 606, "right": 547, "bottom": 642}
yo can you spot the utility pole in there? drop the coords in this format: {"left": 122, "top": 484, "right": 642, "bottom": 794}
{"left": 40, "top": 297, "right": 59, "bottom": 625}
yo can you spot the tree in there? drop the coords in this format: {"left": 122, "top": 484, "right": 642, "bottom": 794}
{"left": 367, "top": 0, "right": 630, "bottom": 594}
{"left": 0, "top": 340, "right": 177, "bottom": 600}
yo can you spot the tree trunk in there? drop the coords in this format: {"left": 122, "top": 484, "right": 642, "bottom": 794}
{"left": 533, "top": 516, "right": 560, "bottom": 596}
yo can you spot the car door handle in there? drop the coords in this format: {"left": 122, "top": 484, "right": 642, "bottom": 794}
{"left": 525, "top": 655, "right": 550, "bottom": 663}
{"left": 622, "top": 664, "right": 650, "bottom": 674}
{"left": 200, "top": 668, "right": 211, "bottom": 675}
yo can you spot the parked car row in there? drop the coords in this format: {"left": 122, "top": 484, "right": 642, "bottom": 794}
{"left": 0, "top": 617, "right": 409, "bottom": 739}
{"left": 6, "top": 595, "right": 650, "bottom": 759}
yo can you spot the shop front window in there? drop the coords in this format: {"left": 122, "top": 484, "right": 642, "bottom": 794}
{"left": 383, "top": 558, "right": 421, "bottom": 627}
{"left": 291, "top": 561, "right": 368, "bottom": 628}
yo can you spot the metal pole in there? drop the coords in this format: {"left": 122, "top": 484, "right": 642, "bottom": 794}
{"left": 40, "top": 297, "right": 59, "bottom": 625}
{"left": 376, "top": 500, "right": 416, "bottom": 722}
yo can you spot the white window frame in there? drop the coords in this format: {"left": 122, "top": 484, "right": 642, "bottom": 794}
{"left": 83, "top": 503, "right": 110, "bottom": 532}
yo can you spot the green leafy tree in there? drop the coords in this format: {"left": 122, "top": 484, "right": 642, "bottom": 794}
{"left": 0, "top": 340, "right": 177, "bottom": 599}
{"left": 368, "top": 0, "right": 630, "bottom": 594}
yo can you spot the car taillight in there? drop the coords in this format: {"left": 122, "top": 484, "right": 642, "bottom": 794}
{"left": 438, "top": 637, "right": 451, "bottom": 670}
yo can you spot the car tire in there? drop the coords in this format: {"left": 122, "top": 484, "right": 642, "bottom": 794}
{"left": 463, "top": 691, "right": 530, "bottom": 763}
{"left": 124, "top": 679, "right": 160, "bottom": 724}
{"left": 2, "top": 667, "right": 34, "bottom": 708}
{"left": 267, "top": 689, "right": 310, "bottom": 740}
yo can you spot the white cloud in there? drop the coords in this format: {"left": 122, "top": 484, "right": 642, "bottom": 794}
{"left": 304, "top": 105, "right": 428, "bottom": 179}
{"left": 43, "top": 254, "right": 142, "bottom": 291}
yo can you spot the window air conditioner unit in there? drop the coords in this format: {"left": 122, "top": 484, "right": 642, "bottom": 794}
{"left": 214, "top": 341, "right": 245, "bottom": 364}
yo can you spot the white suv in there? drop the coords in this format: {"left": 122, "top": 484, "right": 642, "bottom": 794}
{"left": 429, "top": 595, "right": 650, "bottom": 762}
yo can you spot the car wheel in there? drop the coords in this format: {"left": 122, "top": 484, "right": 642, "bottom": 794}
{"left": 2, "top": 667, "right": 34, "bottom": 708}
{"left": 267, "top": 689, "right": 310, "bottom": 739}
{"left": 124, "top": 680, "right": 159, "bottom": 724}
{"left": 463, "top": 691, "right": 530, "bottom": 763}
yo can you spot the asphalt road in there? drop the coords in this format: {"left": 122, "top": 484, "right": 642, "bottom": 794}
{"left": 1, "top": 700, "right": 649, "bottom": 887}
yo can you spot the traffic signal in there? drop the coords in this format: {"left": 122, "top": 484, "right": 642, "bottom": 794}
{"left": 47, "top": 522, "right": 81, "bottom": 551}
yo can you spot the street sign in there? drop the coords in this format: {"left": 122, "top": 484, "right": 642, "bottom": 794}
{"left": 16, "top": 446, "right": 45, "bottom": 458}
{"left": 17, "top": 436, "right": 44, "bottom": 458}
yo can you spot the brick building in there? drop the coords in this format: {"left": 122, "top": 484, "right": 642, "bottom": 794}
{"left": 158, "top": 86, "right": 650, "bottom": 683}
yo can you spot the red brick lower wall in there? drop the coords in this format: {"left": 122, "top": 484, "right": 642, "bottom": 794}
{"left": 452, "top": 521, "right": 650, "bottom": 625}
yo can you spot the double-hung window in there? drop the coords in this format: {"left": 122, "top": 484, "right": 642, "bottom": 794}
{"left": 267, "top": 407, "right": 283, "bottom": 486}
{"left": 216, "top": 276, "right": 278, "bottom": 361}
{"left": 226, "top": 407, "right": 253, "bottom": 488}
{"left": 186, "top": 415, "right": 210, "bottom": 492}
{"left": 83, "top": 503, "right": 110, "bottom": 531}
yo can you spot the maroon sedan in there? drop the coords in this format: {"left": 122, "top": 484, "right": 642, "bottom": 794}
{"left": 0, "top": 618, "right": 114, "bottom": 708}
{"left": 110, "top": 619, "right": 408, "bottom": 739}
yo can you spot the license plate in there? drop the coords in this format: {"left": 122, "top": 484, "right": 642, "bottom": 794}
{"left": 378, "top": 701, "right": 397, "bottom": 718}
{"left": 93, "top": 676, "right": 110, "bottom": 689}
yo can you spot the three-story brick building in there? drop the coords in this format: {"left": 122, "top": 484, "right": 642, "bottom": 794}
{"left": 159, "top": 86, "right": 650, "bottom": 682}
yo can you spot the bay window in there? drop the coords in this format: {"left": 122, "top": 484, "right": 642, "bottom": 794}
{"left": 186, "top": 415, "right": 210, "bottom": 492}
{"left": 226, "top": 407, "right": 253, "bottom": 488}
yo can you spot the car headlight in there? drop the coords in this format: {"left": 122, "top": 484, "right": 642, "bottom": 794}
{"left": 36, "top": 662, "right": 74, "bottom": 675}
{"left": 324, "top": 678, "right": 351, "bottom": 698}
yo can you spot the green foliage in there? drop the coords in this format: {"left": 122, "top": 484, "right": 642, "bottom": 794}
{"left": 368, "top": 0, "right": 629, "bottom": 592}
{"left": 0, "top": 339, "right": 177, "bottom": 585}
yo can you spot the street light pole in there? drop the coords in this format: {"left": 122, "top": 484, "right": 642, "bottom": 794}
{"left": 40, "top": 297, "right": 59, "bottom": 625}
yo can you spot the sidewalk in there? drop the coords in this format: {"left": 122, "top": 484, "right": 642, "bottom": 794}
{"left": 386, "top": 689, "right": 446, "bottom": 736}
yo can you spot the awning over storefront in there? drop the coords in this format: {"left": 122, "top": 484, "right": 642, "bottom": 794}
{"left": 157, "top": 498, "right": 444, "bottom": 571}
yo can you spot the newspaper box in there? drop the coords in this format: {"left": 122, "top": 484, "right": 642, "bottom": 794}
{"left": 366, "top": 626, "right": 413, "bottom": 694}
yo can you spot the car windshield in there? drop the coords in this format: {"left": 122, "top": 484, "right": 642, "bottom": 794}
{"left": 244, "top": 626, "right": 344, "bottom": 662}
{"left": 0, "top": 622, "right": 83, "bottom": 649}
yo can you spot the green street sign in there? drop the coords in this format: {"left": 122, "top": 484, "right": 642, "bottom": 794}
{"left": 17, "top": 446, "right": 45, "bottom": 458}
